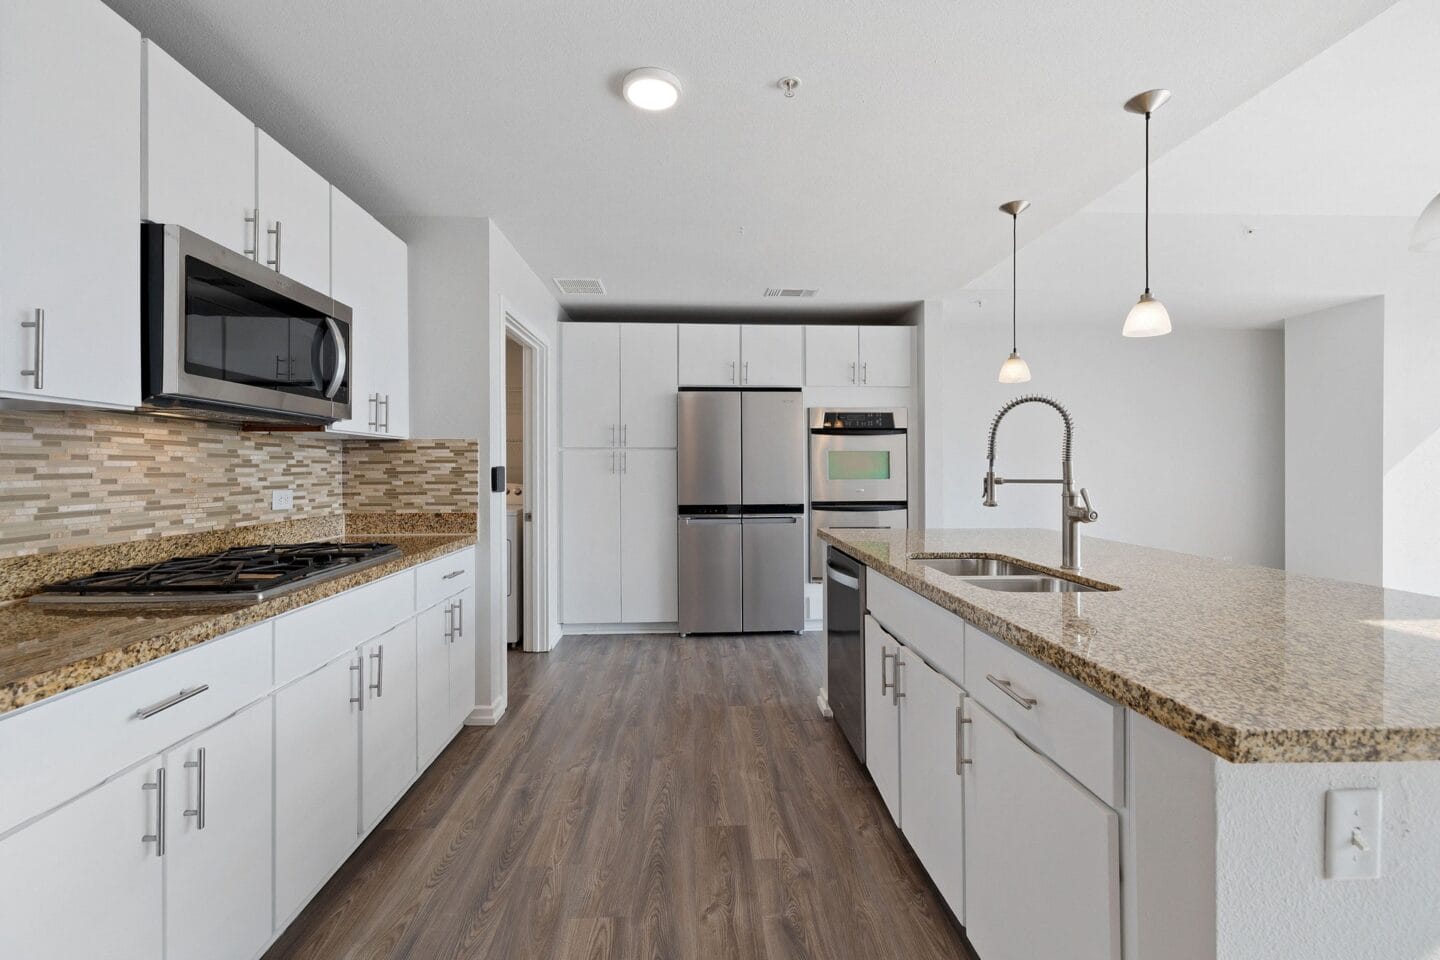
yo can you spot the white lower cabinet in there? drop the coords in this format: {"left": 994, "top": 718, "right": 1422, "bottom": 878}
{"left": 164, "top": 700, "right": 273, "bottom": 960}
{"left": 447, "top": 586, "right": 477, "bottom": 729}
{"left": 899, "top": 660, "right": 966, "bottom": 923}
{"left": 619, "top": 449, "right": 677, "bottom": 622}
{"left": 964, "top": 703, "right": 1121, "bottom": 960}
{"left": 0, "top": 763, "right": 162, "bottom": 959}
{"left": 274, "top": 651, "right": 362, "bottom": 925}
{"left": 863, "top": 615, "right": 902, "bottom": 825}
{"left": 561, "top": 449, "right": 623, "bottom": 623}
{"left": 417, "top": 599, "right": 455, "bottom": 763}
{"left": 360, "top": 621, "right": 418, "bottom": 830}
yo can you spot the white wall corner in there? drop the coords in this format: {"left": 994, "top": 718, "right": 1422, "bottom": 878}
{"left": 466, "top": 694, "right": 508, "bottom": 726}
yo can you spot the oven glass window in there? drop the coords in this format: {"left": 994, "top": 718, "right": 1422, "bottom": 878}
{"left": 827, "top": 450, "right": 891, "bottom": 480}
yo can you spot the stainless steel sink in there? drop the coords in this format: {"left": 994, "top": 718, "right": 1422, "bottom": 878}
{"left": 910, "top": 555, "right": 1047, "bottom": 577}
{"left": 961, "top": 575, "right": 1104, "bottom": 593}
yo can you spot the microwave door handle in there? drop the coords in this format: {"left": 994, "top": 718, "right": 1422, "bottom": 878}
{"left": 324, "top": 318, "right": 347, "bottom": 400}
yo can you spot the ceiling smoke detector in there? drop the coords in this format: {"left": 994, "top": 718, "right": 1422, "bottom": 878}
{"left": 764, "top": 287, "right": 818, "bottom": 298}
{"left": 553, "top": 278, "right": 606, "bottom": 296}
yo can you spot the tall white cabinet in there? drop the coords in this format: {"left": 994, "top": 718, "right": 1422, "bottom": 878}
{"left": 0, "top": 0, "right": 141, "bottom": 409}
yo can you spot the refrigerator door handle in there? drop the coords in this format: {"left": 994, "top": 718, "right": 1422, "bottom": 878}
{"left": 683, "top": 516, "right": 743, "bottom": 524}
{"left": 742, "top": 516, "right": 798, "bottom": 523}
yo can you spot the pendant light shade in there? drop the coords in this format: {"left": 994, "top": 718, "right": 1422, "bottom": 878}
{"left": 997, "top": 200, "right": 1033, "bottom": 383}
{"left": 1412, "top": 191, "right": 1440, "bottom": 253}
{"left": 1122, "top": 89, "right": 1172, "bottom": 338}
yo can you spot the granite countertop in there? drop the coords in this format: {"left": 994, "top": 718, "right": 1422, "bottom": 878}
{"left": 0, "top": 526, "right": 476, "bottom": 715}
{"left": 820, "top": 527, "right": 1440, "bottom": 764}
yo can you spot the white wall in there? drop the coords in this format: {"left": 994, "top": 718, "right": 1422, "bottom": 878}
{"left": 930, "top": 311, "right": 1285, "bottom": 568}
{"left": 1284, "top": 298, "right": 1383, "bottom": 585}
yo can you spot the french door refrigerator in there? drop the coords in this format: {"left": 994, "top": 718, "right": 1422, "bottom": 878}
{"left": 677, "top": 388, "right": 806, "bottom": 634}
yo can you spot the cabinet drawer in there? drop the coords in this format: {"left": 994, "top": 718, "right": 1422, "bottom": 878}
{"left": 867, "top": 571, "right": 966, "bottom": 688}
{"left": 416, "top": 547, "right": 474, "bottom": 612}
{"left": 0, "top": 622, "right": 271, "bottom": 835}
{"left": 965, "top": 624, "right": 1124, "bottom": 807}
{"left": 274, "top": 570, "right": 414, "bottom": 684}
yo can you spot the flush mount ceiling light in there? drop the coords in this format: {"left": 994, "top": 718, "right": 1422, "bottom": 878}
{"left": 622, "top": 67, "right": 682, "bottom": 111}
{"left": 1412, "top": 191, "right": 1440, "bottom": 252}
{"left": 997, "top": 200, "right": 1033, "bottom": 384}
{"left": 1122, "top": 88, "right": 1173, "bottom": 338}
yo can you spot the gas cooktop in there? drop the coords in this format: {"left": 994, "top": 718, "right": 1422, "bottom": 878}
{"left": 30, "top": 541, "right": 402, "bottom": 606}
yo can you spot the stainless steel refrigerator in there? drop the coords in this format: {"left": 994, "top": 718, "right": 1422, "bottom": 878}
{"left": 677, "top": 388, "right": 806, "bottom": 634}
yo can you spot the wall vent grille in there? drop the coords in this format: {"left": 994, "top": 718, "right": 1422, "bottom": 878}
{"left": 764, "top": 287, "right": 818, "bottom": 298}
{"left": 553, "top": 278, "right": 606, "bottom": 295}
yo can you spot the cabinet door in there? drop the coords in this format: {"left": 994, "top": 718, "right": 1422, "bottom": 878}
{"left": 0, "top": 763, "right": 162, "bottom": 959}
{"left": 447, "top": 585, "right": 477, "bottom": 729}
{"left": 619, "top": 323, "right": 678, "bottom": 447}
{"left": 900, "top": 664, "right": 966, "bottom": 923}
{"left": 274, "top": 653, "right": 361, "bottom": 925}
{"left": 375, "top": 229, "right": 410, "bottom": 437}
{"left": 677, "top": 323, "right": 741, "bottom": 386}
{"left": 143, "top": 41, "right": 256, "bottom": 256}
{"left": 361, "top": 621, "right": 418, "bottom": 829}
{"left": 561, "top": 449, "right": 622, "bottom": 623}
{"left": 863, "top": 615, "right": 901, "bottom": 825}
{"left": 164, "top": 700, "right": 272, "bottom": 960}
{"left": 257, "top": 130, "right": 331, "bottom": 295}
{"left": 740, "top": 324, "right": 803, "bottom": 386}
{"left": 562, "top": 323, "right": 621, "bottom": 447}
{"left": 965, "top": 704, "right": 1121, "bottom": 960}
{"left": 804, "top": 325, "right": 860, "bottom": 386}
{"left": 858, "top": 326, "right": 913, "bottom": 387}
{"left": 416, "top": 601, "right": 453, "bottom": 763}
{"left": 619, "top": 449, "right": 677, "bottom": 622}
{"left": 0, "top": 0, "right": 140, "bottom": 407}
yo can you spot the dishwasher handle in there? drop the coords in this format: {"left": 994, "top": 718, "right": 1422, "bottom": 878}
{"left": 825, "top": 562, "right": 860, "bottom": 591}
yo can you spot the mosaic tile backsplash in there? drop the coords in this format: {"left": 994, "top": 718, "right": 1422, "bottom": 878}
{"left": 344, "top": 438, "right": 480, "bottom": 513}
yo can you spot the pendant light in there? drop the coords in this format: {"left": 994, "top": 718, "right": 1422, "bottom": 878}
{"left": 1412, "top": 191, "right": 1440, "bottom": 252}
{"left": 997, "top": 200, "right": 1032, "bottom": 383}
{"left": 1122, "top": 89, "right": 1172, "bottom": 337}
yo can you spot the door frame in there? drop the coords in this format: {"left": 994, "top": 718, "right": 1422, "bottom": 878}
{"left": 502, "top": 302, "right": 554, "bottom": 652}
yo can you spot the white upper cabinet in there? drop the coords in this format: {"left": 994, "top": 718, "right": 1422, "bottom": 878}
{"left": 0, "top": 0, "right": 140, "bottom": 409}
{"left": 678, "top": 323, "right": 741, "bottom": 386}
{"left": 619, "top": 323, "right": 678, "bottom": 447}
{"left": 328, "top": 187, "right": 409, "bottom": 438}
{"left": 256, "top": 130, "right": 331, "bottom": 294}
{"left": 858, "top": 326, "right": 914, "bottom": 387}
{"left": 143, "top": 40, "right": 256, "bottom": 256}
{"left": 740, "top": 325, "right": 803, "bottom": 386}
{"left": 561, "top": 322, "right": 620, "bottom": 447}
{"left": 804, "top": 325, "right": 861, "bottom": 386}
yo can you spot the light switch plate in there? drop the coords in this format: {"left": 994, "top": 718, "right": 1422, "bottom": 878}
{"left": 1325, "top": 788, "right": 1381, "bottom": 879}
{"left": 271, "top": 489, "right": 294, "bottom": 511}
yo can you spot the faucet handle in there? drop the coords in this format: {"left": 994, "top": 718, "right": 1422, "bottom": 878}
{"left": 1077, "top": 487, "right": 1098, "bottom": 522}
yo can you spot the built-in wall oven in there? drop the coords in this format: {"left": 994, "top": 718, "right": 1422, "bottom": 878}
{"left": 808, "top": 407, "right": 908, "bottom": 581}
{"left": 141, "top": 223, "right": 352, "bottom": 423}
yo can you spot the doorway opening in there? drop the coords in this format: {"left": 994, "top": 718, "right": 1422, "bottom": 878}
{"left": 502, "top": 309, "right": 551, "bottom": 656}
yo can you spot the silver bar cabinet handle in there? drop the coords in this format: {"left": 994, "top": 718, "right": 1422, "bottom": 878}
{"left": 956, "top": 707, "right": 973, "bottom": 773}
{"left": 622, "top": 423, "right": 628, "bottom": 446}
{"left": 743, "top": 360, "right": 750, "bottom": 384}
{"left": 380, "top": 394, "right": 390, "bottom": 433}
{"left": 135, "top": 684, "right": 209, "bottom": 719}
{"left": 442, "top": 569, "right": 465, "bottom": 580}
{"left": 244, "top": 208, "right": 259, "bottom": 258}
{"left": 350, "top": 659, "right": 363, "bottom": 709}
{"left": 880, "top": 648, "right": 896, "bottom": 695}
{"left": 367, "top": 394, "right": 377, "bottom": 430}
{"left": 848, "top": 361, "right": 856, "bottom": 384}
{"left": 267, "top": 220, "right": 283, "bottom": 271}
{"left": 443, "top": 601, "right": 455, "bottom": 642}
{"left": 728, "top": 360, "right": 736, "bottom": 383}
{"left": 369, "top": 645, "right": 384, "bottom": 697}
{"left": 986, "top": 674, "right": 1037, "bottom": 710}
{"left": 892, "top": 655, "right": 906, "bottom": 705}
{"left": 454, "top": 599, "right": 463, "bottom": 639}
{"left": 142, "top": 768, "right": 166, "bottom": 856}
{"left": 20, "top": 308, "right": 44, "bottom": 390}
{"left": 862, "top": 361, "right": 869, "bottom": 384}
{"left": 183, "top": 747, "right": 207, "bottom": 830}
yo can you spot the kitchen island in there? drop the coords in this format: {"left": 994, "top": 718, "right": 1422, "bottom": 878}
{"left": 820, "top": 527, "right": 1440, "bottom": 960}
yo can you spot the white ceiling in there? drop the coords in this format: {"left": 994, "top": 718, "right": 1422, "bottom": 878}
{"left": 103, "top": 0, "right": 1397, "bottom": 312}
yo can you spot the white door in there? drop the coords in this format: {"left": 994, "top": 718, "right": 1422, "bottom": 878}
{"left": 143, "top": 41, "right": 256, "bottom": 256}
{"left": 361, "top": 621, "right": 418, "bottom": 829}
{"left": 740, "top": 325, "right": 803, "bottom": 386}
{"left": 0, "top": 763, "right": 162, "bottom": 959}
{"left": 256, "top": 130, "right": 331, "bottom": 294}
{"left": 164, "top": 700, "right": 273, "bottom": 960}
{"left": 677, "top": 323, "right": 741, "bottom": 386}
{"left": 858, "top": 326, "right": 914, "bottom": 387}
{"left": 561, "top": 449, "right": 622, "bottom": 623}
{"left": 619, "top": 449, "right": 677, "bottom": 622}
{"left": 562, "top": 322, "right": 621, "bottom": 447}
{"left": 274, "top": 652, "right": 361, "bottom": 925}
{"left": 964, "top": 703, "right": 1121, "bottom": 960}
{"left": 415, "top": 600, "right": 453, "bottom": 763}
{"left": 447, "top": 585, "right": 477, "bottom": 729}
{"left": 0, "top": 0, "right": 140, "bottom": 407}
{"left": 619, "top": 323, "right": 678, "bottom": 447}
{"left": 900, "top": 663, "right": 966, "bottom": 922}
{"left": 863, "top": 615, "right": 901, "bottom": 825}
{"left": 375, "top": 230, "right": 410, "bottom": 437}
{"left": 804, "top": 325, "right": 860, "bottom": 386}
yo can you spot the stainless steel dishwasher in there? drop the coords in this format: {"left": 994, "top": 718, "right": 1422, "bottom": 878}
{"left": 824, "top": 546, "right": 866, "bottom": 762}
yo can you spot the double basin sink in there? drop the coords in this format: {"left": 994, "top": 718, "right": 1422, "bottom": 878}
{"left": 909, "top": 555, "right": 1109, "bottom": 593}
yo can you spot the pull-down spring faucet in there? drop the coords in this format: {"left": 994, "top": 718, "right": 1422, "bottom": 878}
{"left": 982, "top": 395, "right": 1099, "bottom": 571}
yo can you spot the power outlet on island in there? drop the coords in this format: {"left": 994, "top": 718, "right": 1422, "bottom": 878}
{"left": 1325, "top": 788, "right": 1381, "bottom": 880}
{"left": 271, "top": 488, "right": 294, "bottom": 511}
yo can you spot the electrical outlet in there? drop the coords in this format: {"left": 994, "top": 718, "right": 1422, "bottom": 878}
{"left": 1325, "top": 788, "right": 1381, "bottom": 879}
{"left": 271, "top": 489, "right": 294, "bottom": 511}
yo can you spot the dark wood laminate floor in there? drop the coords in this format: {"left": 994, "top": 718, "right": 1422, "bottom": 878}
{"left": 265, "top": 633, "right": 978, "bottom": 960}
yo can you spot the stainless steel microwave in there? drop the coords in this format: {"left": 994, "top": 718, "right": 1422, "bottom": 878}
{"left": 141, "top": 223, "right": 352, "bottom": 423}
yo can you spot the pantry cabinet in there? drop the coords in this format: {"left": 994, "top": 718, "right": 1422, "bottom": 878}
{"left": 620, "top": 323, "right": 679, "bottom": 446}
{"left": 0, "top": 0, "right": 141, "bottom": 409}
{"left": 256, "top": 130, "right": 332, "bottom": 294}
{"left": 562, "top": 322, "right": 677, "bottom": 447}
{"left": 618, "top": 449, "right": 678, "bottom": 622}
{"left": 560, "top": 449, "right": 623, "bottom": 623}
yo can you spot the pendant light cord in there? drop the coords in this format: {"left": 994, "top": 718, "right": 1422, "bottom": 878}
{"left": 1011, "top": 210, "right": 1018, "bottom": 353}
{"left": 1144, "top": 110, "right": 1151, "bottom": 295}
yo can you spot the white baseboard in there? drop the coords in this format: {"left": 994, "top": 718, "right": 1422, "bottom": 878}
{"left": 561, "top": 622, "right": 680, "bottom": 636}
{"left": 817, "top": 686, "right": 832, "bottom": 718}
{"left": 804, "top": 618, "right": 823, "bottom": 632}
{"left": 466, "top": 695, "right": 507, "bottom": 726}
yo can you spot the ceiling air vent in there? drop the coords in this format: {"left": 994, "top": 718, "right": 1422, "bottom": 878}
{"left": 764, "top": 287, "right": 818, "bottom": 298}
{"left": 553, "top": 277, "right": 606, "bottom": 296}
